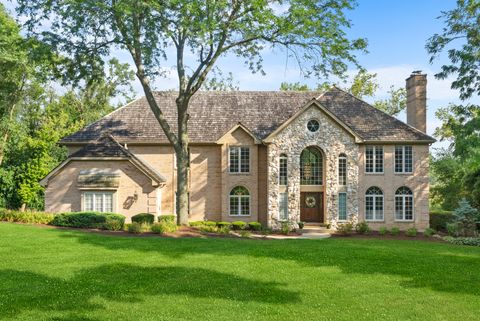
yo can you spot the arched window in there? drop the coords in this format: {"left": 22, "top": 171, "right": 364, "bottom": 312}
{"left": 300, "top": 147, "right": 322, "bottom": 185}
{"left": 229, "top": 186, "right": 250, "bottom": 216}
{"left": 338, "top": 153, "right": 347, "bottom": 185}
{"left": 365, "top": 186, "right": 383, "bottom": 221}
{"left": 279, "top": 154, "right": 288, "bottom": 185}
{"left": 395, "top": 186, "right": 413, "bottom": 221}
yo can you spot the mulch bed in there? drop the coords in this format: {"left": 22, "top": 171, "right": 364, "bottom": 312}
{"left": 331, "top": 231, "right": 447, "bottom": 243}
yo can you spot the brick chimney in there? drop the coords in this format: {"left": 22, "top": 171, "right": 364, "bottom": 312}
{"left": 406, "top": 72, "right": 427, "bottom": 133}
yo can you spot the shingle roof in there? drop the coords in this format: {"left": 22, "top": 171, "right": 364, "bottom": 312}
{"left": 61, "top": 88, "right": 435, "bottom": 144}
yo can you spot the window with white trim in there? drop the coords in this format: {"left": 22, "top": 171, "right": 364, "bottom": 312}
{"left": 338, "top": 153, "right": 347, "bottom": 185}
{"left": 279, "top": 192, "right": 288, "bottom": 221}
{"left": 365, "top": 187, "right": 383, "bottom": 221}
{"left": 338, "top": 193, "right": 347, "bottom": 221}
{"left": 365, "top": 145, "right": 383, "bottom": 173}
{"left": 229, "top": 147, "right": 249, "bottom": 173}
{"left": 83, "top": 192, "right": 114, "bottom": 212}
{"left": 395, "top": 186, "right": 413, "bottom": 221}
{"left": 229, "top": 186, "right": 250, "bottom": 216}
{"left": 279, "top": 154, "right": 288, "bottom": 185}
{"left": 395, "top": 145, "right": 413, "bottom": 173}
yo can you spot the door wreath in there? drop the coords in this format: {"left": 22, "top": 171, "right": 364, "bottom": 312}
{"left": 305, "top": 196, "right": 316, "bottom": 208}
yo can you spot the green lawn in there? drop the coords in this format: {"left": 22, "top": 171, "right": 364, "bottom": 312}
{"left": 0, "top": 223, "right": 479, "bottom": 321}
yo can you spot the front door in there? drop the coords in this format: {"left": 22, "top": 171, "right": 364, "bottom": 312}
{"left": 300, "top": 192, "right": 323, "bottom": 222}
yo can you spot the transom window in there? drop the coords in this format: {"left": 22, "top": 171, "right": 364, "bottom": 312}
{"left": 279, "top": 154, "right": 288, "bottom": 185}
{"left": 365, "top": 145, "right": 383, "bottom": 173}
{"left": 338, "top": 193, "right": 347, "bottom": 221}
{"left": 365, "top": 187, "right": 383, "bottom": 221}
{"left": 83, "top": 192, "right": 113, "bottom": 213}
{"left": 300, "top": 147, "right": 323, "bottom": 185}
{"left": 229, "top": 147, "right": 249, "bottom": 173}
{"left": 395, "top": 145, "right": 413, "bottom": 173}
{"left": 338, "top": 153, "right": 347, "bottom": 185}
{"left": 229, "top": 186, "right": 250, "bottom": 216}
{"left": 307, "top": 119, "right": 320, "bottom": 133}
{"left": 395, "top": 186, "right": 414, "bottom": 221}
{"left": 279, "top": 192, "right": 288, "bottom": 221}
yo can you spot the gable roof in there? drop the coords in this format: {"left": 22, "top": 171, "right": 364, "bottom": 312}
{"left": 40, "top": 134, "right": 166, "bottom": 187}
{"left": 61, "top": 88, "right": 435, "bottom": 144}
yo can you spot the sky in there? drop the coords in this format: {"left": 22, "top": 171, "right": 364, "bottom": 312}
{"left": 4, "top": 0, "right": 478, "bottom": 151}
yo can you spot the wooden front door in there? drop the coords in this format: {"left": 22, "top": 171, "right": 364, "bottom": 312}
{"left": 300, "top": 192, "right": 323, "bottom": 222}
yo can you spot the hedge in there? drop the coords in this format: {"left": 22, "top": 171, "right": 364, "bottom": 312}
{"left": 51, "top": 212, "right": 125, "bottom": 231}
{"left": 131, "top": 213, "right": 155, "bottom": 225}
{"left": 158, "top": 215, "right": 176, "bottom": 223}
{"left": 0, "top": 209, "right": 55, "bottom": 225}
{"left": 430, "top": 210, "right": 454, "bottom": 232}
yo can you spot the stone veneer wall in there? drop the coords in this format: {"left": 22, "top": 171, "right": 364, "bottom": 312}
{"left": 267, "top": 105, "right": 359, "bottom": 228}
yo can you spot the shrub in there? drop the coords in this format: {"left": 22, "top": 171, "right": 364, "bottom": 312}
{"left": 443, "top": 236, "right": 480, "bottom": 247}
{"left": 127, "top": 222, "right": 143, "bottom": 234}
{"left": 203, "top": 221, "right": 217, "bottom": 227}
{"left": 260, "top": 227, "right": 272, "bottom": 236}
{"left": 158, "top": 215, "right": 176, "bottom": 224}
{"left": 453, "top": 199, "right": 480, "bottom": 236}
{"left": 231, "top": 221, "right": 247, "bottom": 230}
{"left": 298, "top": 221, "right": 305, "bottom": 229}
{"left": 405, "top": 227, "right": 417, "bottom": 237}
{"left": 239, "top": 230, "right": 251, "bottom": 238}
{"left": 216, "top": 221, "right": 231, "bottom": 228}
{"left": 390, "top": 227, "right": 400, "bottom": 236}
{"left": 131, "top": 213, "right": 155, "bottom": 225}
{"left": 151, "top": 222, "right": 177, "bottom": 234}
{"left": 51, "top": 212, "right": 125, "bottom": 230}
{"left": 378, "top": 227, "right": 388, "bottom": 236}
{"left": 189, "top": 221, "right": 205, "bottom": 227}
{"left": 199, "top": 225, "right": 218, "bottom": 233}
{"left": 248, "top": 222, "right": 262, "bottom": 231}
{"left": 336, "top": 222, "right": 354, "bottom": 235}
{"left": 104, "top": 217, "right": 124, "bottom": 231}
{"left": 423, "top": 228, "right": 435, "bottom": 237}
{"left": 355, "top": 221, "right": 371, "bottom": 234}
{"left": 0, "top": 209, "right": 56, "bottom": 225}
{"left": 447, "top": 222, "right": 461, "bottom": 237}
{"left": 429, "top": 210, "right": 454, "bottom": 232}
{"left": 280, "top": 221, "right": 292, "bottom": 235}
{"left": 218, "top": 226, "right": 231, "bottom": 235}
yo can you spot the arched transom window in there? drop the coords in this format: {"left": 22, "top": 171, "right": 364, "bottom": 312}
{"left": 395, "top": 186, "right": 413, "bottom": 221}
{"left": 300, "top": 147, "right": 323, "bottom": 185}
{"left": 365, "top": 186, "right": 383, "bottom": 221}
{"left": 229, "top": 186, "right": 250, "bottom": 216}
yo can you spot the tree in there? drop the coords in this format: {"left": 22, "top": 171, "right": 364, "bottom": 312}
{"left": 279, "top": 82, "right": 310, "bottom": 91}
{"left": 372, "top": 86, "right": 406, "bottom": 117}
{"left": 17, "top": 0, "right": 368, "bottom": 224}
{"left": 202, "top": 67, "right": 239, "bottom": 91}
{"left": 426, "top": 0, "right": 480, "bottom": 100}
{"left": 348, "top": 70, "right": 379, "bottom": 99}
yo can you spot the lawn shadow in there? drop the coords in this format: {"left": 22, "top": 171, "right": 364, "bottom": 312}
{"left": 56, "top": 229, "right": 480, "bottom": 297}
{"left": 0, "top": 263, "right": 299, "bottom": 319}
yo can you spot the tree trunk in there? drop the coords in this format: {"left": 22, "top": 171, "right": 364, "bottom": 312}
{"left": 175, "top": 97, "right": 190, "bottom": 226}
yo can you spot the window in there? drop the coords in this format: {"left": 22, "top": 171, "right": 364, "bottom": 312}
{"left": 338, "top": 193, "right": 347, "bottom": 221}
{"left": 395, "top": 186, "right": 413, "bottom": 221}
{"left": 279, "top": 154, "right": 288, "bottom": 185}
{"left": 365, "top": 145, "right": 383, "bottom": 173}
{"left": 279, "top": 192, "right": 288, "bottom": 221}
{"left": 229, "top": 147, "right": 249, "bottom": 173}
{"left": 300, "top": 147, "right": 322, "bottom": 185}
{"left": 365, "top": 187, "right": 383, "bottom": 221}
{"left": 338, "top": 153, "right": 347, "bottom": 185}
{"left": 395, "top": 145, "right": 413, "bottom": 173}
{"left": 229, "top": 186, "right": 250, "bottom": 216}
{"left": 307, "top": 119, "right": 320, "bottom": 132}
{"left": 83, "top": 192, "right": 113, "bottom": 212}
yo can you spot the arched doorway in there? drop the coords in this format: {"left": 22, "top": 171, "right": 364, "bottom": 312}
{"left": 300, "top": 146, "right": 325, "bottom": 222}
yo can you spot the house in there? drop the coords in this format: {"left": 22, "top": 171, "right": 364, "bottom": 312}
{"left": 40, "top": 72, "right": 435, "bottom": 230}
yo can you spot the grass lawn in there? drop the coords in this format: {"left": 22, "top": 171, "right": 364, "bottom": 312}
{"left": 0, "top": 223, "right": 479, "bottom": 321}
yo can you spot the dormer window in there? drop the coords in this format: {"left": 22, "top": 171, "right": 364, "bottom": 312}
{"left": 307, "top": 119, "right": 320, "bottom": 133}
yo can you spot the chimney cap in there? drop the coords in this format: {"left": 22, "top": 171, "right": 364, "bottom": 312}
{"left": 412, "top": 70, "right": 422, "bottom": 74}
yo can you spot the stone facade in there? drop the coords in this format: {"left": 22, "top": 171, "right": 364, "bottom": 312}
{"left": 266, "top": 105, "right": 359, "bottom": 229}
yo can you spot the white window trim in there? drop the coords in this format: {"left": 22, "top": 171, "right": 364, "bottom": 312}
{"left": 279, "top": 154, "right": 288, "bottom": 186}
{"left": 278, "top": 192, "right": 288, "bottom": 221}
{"left": 338, "top": 192, "right": 347, "bottom": 222}
{"left": 365, "top": 145, "right": 384, "bottom": 174}
{"left": 228, "top": 146, "right": 250, "bottom": 174}
{"left": 82, "top": 191, "right": 116, "bottom": 213}
{"left": 228, "top": 187, "right": 251, "bottom": 216}
{"left": 395, "top": 194, "right": 415, "bottom": 222}
{"left": 394, "top": 145, "right": 413, "bottom": 174}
